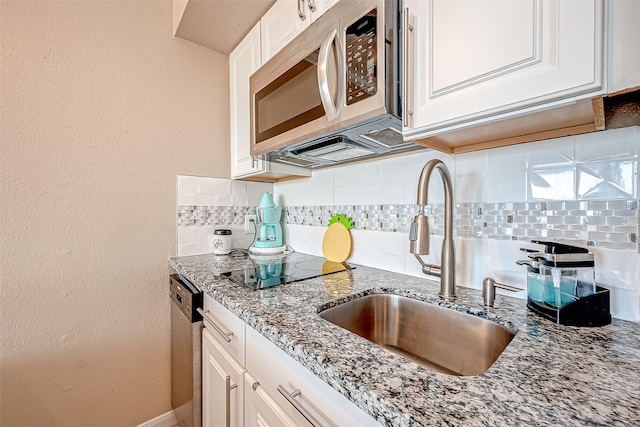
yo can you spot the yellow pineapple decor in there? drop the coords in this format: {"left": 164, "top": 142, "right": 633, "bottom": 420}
{"left": 322, "top": 214, "right": 355, "bottom": 263}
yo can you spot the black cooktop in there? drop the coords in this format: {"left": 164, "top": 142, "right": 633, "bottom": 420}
{"left": 222, "top": 254, "right": 354, "bottom": 290}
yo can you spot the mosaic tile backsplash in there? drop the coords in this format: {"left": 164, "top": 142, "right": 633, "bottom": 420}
{"left": 281, "top": 200, "right": 639, "bottom": 251}
{"left": 177, "top": 205, "right": 256, "bottom": 227}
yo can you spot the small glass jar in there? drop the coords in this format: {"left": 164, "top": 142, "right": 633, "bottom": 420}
{"left": 213, "top": 229, "right": 233, "bottom": 255}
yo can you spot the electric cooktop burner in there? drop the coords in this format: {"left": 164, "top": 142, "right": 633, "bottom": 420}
{"left": 222, "top": 254, "right": 354, "bottom": 290}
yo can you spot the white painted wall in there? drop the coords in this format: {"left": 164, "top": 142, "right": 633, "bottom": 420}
{"left": 274, "top": 127, "right": 640, "bottom": 321}
{"left": 1, "top": 1, "right": 229, "bottom": 425}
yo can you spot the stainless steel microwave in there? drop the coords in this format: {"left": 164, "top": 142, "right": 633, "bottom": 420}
{"left": 250, "top": 0, "right": 417, "bottom": 169}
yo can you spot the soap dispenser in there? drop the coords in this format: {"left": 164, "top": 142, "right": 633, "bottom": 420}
{"left": 517, "top": 240, "right": 611, "bottom": 327}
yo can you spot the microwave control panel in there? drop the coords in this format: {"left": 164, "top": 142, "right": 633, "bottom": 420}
{"left": 345, "top": 9, "right": 377, "bottom": 105}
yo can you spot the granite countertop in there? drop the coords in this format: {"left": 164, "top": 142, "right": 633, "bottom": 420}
{"left": 169, "top": 252, "right": 640, "bottom": 426}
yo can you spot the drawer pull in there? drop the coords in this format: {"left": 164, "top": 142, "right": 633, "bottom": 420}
{"left": 277, "top": 385, "right": 324, "bottom": 427}
{"left": 226, "top": 375, "right": 238, "bottom": 427}
{"left": 197, "top": 308, "right": 234, "bottom": 343}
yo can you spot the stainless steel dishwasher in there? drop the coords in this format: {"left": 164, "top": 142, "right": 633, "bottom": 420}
{"left": 170, "top": 274, "right": 203, "bottom": 427}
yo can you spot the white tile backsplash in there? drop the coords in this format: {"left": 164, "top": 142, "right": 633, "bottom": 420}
{"left": 273, "top": 127, "right": 640, "bottom": 321}
{"left": 174, "top": 129, "right": 639, "bottom": 321}
{"left": 176, "top": 175, "right": 274, "bottom": 256}
{"left": 575, "top": 126, "right": 638, "bottom": 162}
{"left": 529, "top": 166, "right": 576, "bottom": 200}
{"left": 487, "top": 169, "right": 527, "bottom": 202}
{"left": 527, "top": 135, "right": 575, "bottom": 166}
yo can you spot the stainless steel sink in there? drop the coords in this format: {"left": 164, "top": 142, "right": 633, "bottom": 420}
{"left": 318, "top": 294, "right": 516, "bottom": 376}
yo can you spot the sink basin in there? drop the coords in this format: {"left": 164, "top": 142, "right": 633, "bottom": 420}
{"left": 318, "top": 293, "right": 516, "bottom": 376}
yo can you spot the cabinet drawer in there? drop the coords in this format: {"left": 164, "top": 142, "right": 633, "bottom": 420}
{"left": 202, "top": 293, "right": 245, "bottom": 366}
{"left": 246, "top": 326, "right": 380, "bottom": 426}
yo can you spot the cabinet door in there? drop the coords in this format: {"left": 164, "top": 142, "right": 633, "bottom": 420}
{"left": 405, "top": 0, "right": 604, "bottom": 135}
{"left": 261, "top": 0, "right": 310, "bottom": 63}
{"left": 202, "top": 329, "right": 245, "bottom": 427}
{"left": 244, "top": 373, "right": 298, "bottom": 427}
{"left": 230, "top": 22, "right": 266, "bottom": 179}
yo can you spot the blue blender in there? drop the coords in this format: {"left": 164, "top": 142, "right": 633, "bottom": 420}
{"left": 250, "top": 193, "right": 285, "bottom": 254}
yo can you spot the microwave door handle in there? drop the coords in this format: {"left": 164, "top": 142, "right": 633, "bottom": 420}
{"left": 317, "top": 29, "right": 340, "bottom": 122}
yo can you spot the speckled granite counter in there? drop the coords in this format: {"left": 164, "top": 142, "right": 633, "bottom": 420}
{"left": 169, "top": 252, "right": 640, "bottom": 426}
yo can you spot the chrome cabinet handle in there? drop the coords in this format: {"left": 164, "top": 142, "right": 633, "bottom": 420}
{"left": 197, "top": 308, "right": 234, "bottom": 343}
{"left": 307, "top": 0, "right": 316, "bottom": 13}
{"left": 277, "top": 385, "right": 324, "bottom": 427}
{"left": 402, "top": 7, "right": 414, "bottom": 128}
{"left": 225, "top": 375, "right": 238, "bottom": 427}
{"left": 297, "top": 0, "right": 306, "bottom": 20}
{"left": 317, "top": 28, "right": 340, "bottom": 122}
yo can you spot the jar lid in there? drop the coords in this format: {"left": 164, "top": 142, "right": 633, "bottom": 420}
{"left": 214, "top": 229, "right": 232, "bottom": 235}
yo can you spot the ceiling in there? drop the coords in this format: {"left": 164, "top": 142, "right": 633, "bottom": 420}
{"left": 174, "top": 0, "right": 277, "bottom": 55}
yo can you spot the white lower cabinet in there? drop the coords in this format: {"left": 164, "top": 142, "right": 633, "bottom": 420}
{"left": 202, "top": 328, "right": 245, "bottom": 427}
{"left": 245, "top": 372, "right": 298, "bottom": 427}
{"left": 202, "top": 293, "right": 381, "bottom": 426}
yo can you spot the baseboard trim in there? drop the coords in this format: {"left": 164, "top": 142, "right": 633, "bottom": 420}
{"left": 136, "top": 410, "right": 177, "bottom": 427}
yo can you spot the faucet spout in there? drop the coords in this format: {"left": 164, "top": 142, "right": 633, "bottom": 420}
{"left": 409, "top": 159, "right": 456, "bottom": 300}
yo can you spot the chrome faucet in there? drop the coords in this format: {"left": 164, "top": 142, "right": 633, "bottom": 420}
{"left": 409, "top": 159, "right": 456, "bottom": 300}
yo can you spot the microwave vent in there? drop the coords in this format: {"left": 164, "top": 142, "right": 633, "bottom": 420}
{"left": 360, "top": 127, "right": 406, "bottom": 147}
{"left": 275, "top": 155, "right": 318, "bottom": 167}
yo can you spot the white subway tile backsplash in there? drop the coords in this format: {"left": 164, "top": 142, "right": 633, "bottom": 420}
{"left": 177, "top": 226, "right": 198, "bottom": 246}
{"left": 529, "top": 166, "right": 576, "bottom": 200}
{"left": 177, "top": 191, "right": 197, "bottom": 206}
{"left": 230, "top": 180, "right": 247, "bottom": 205}
{"left": 174, "top": 129, "right": 639, "bottom": 321}
{"left": 197, "top": 193, "right": 216, "bottom": 206}
{"left": 455, "top": 173, "right": 488, "bottom": 203}
{"left": 575, "top": 126, "right": 638, "bottom": 162}
{"left": 247, "top": 181, "right": 274, "bottom": 205}
{"left": 196, "top": 225, "right": 215, "bottom": 254}
{"left": 487, "top": 143, "right": 527, "bottom": 171}
{"left": 527, "top": 135, "right": 575, "bottom": 167}
{"left": 363, "top": 183, "right": 383, "bottom": 205}
{"left": 577, "top": 161, "right": 637, "bottom": 199}
{"left": 487, "top": 169, "right": 527, "bottom": 203}
{"left": 455, "top": 150, "right": 488, "bottom": 175}
{"left": 196, "top": 177, "right": 218, "bottom": 195}
{"left": 177, "top": 244, "right": 199, "bottom": 257}
{"left": 177, "top": 175, "right": 199, "bottom": 194}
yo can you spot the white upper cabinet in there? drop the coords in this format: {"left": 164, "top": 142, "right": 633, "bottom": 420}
{"left": 230, "top": 23, "right": 265, "bottom": 179}
{"left": 404, "top": 0, "right": 605, "bottom": 138}
{"left": 261, "top": 0, "right": 340, "bottom": 62}
{"left": 608, "top": 0, "right": 640, "bottom": 93}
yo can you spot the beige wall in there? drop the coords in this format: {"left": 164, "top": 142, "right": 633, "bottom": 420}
{"left": 0, "top": 1, "right": 229, "bottom": 425}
